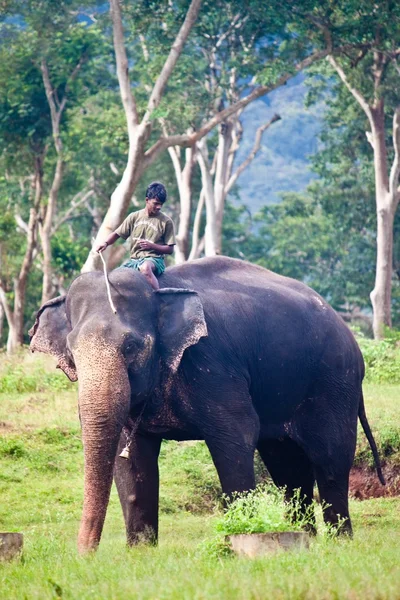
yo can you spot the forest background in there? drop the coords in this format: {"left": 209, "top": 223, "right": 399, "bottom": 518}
{"left": 1, "top": 0, "right": 400, "bottom": 352}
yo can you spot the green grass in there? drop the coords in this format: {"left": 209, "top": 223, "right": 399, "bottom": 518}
{"left": 0, "top": 353, "right": 399, "bottom": 598}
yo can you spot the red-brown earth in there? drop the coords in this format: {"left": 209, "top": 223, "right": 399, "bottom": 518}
{"left": 349, "top": 464, "right": 400, "bottom": 499}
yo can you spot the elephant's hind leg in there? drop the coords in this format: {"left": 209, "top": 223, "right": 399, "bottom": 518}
{"left": 257, "top": 438, "right": 316, "bottom": 533}
{"left": 315, "top": 464, "right": 352, "bottom": 536}
{"left": 114, "top": 432, "right": 161, "bottom": 545}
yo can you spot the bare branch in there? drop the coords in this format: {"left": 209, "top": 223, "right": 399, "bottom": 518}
{"left": 110, "top": 0, "right": 139, "bottom": 131}
{"left": 0, "top": 284, "right": 14, "bottom": 330}
{"left": 144, "top": 0, "right": 202, "bottom": 118}
{"left": 40, "top": 60, "right": 60, "bottom": 141}
{"left": 51, "top": 189, "right": 95, "bottom": 235}
{"left": 14, "top": 214, "right": 29, "bottom": 235}
{"left": 188, "top": 190, "right": 205, "bottom": 261}
{"left": 109, "top": 162, "right": 120, "bottom": 176}
{"left": 41, "top": 55, "right": 85, "bottom": 151}
{"left": 214, "top": 13, "right": 246, "bottom": 50}
{"left": 139, "top": 33, "right": 150, "bottom": 62}
{"left": 144, "top": 47, "right": 350, "bottom": 166}
{"left": 225, "top": 113, "right": 281, "bottom": 194}
{"left": 327, "top": 55, "right": 372, "bottom": 121}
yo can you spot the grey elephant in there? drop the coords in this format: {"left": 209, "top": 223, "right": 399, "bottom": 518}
{"left": 29, "top": 256, "right": 384, "bottom": 552}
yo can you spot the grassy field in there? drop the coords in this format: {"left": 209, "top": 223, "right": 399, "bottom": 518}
{"left": 0, "top": 352, "right": 399, "bottom": 599}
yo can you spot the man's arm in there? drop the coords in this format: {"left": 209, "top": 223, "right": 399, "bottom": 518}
{"left": 95, "top": 232, "right": 121, "bottom": 254}
{"left": 137, "top": 240, "right": 174, "bottom": 255}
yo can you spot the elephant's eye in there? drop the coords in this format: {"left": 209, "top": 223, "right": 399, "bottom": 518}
{"left": 122, "top": 333, "right": 143, "bottom": 356}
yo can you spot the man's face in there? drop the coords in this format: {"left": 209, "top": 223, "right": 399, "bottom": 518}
{"left": 145, "top": 197, "right": 163, "bottom": 216}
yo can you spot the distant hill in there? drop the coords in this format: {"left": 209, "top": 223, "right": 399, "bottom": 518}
{"left": 233, "top": 74, "right": 325, "bottom": 213}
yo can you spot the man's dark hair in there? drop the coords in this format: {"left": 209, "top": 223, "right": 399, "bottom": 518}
{"left": 146, "top": 181, "right": 167, "bottom": 204}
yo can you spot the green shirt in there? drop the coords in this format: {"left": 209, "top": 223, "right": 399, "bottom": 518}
{"left": 115, "top": 209, "right": 176, "bottom": 259}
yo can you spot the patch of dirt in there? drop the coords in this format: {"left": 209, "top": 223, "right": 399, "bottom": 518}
{"left": 0, "top": 421, "right": 13, "bottom": 431}
{"left": 349, "top": 464, "right": 400, "bottom": 499}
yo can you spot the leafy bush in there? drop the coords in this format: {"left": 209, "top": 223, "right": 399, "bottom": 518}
{"left": 216, "top": 484, "right": 314, "bottom": 536}
{"left": 200, "top": 484, "right": 317, "bottom": 558}
{"left": 0, "top": 438, "right": 26, "bottom": 458}
{"left": 356, "top": 330, "right": 400, "bottom": 384}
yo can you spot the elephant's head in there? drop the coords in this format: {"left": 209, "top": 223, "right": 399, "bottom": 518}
{"left": 29, "top": 268, "right": 207, "bottom": 552}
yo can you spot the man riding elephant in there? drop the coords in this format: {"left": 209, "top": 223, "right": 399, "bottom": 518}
{"left": 29, "top": 256, "right": 384, "bottom": 553}
{"left": 95, "top": 181, "right": 175, "bottom": 290}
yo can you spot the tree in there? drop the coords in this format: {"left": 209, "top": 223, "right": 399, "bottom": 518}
{"left": 83, "top": 0, "right": 347, "bottom": 272}
{"left": 0, "top": 4, "right": 112, "bottom": 350}
{"left": 296, "top": 0, "right": 400, "bottom": 337}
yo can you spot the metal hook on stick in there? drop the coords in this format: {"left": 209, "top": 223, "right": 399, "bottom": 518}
{"left": 99, "top": 251, "right": 117, "bottom": 314}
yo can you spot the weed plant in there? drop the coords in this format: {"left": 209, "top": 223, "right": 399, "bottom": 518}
{"left": 356, "top": 329, "right": 400, "bottom": 384}
{"left": 216, "top": 484, "right": 315, "bottom": 536}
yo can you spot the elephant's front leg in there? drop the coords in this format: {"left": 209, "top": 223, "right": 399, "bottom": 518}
{"left": 203, "top": 397, "right": 260, "bottom": 496}
{"left": 114, "top": 432, "right": 161, "bottom": 545}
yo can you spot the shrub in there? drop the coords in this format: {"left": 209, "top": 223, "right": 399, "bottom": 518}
{"left": 356, "top": 330, "right": 400, "bottom": 384}
{"left": 216, "top": 484, "right": 314, "bottom": 536}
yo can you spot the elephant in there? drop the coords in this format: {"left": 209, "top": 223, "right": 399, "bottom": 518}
{"left": 29, "top": 256, "right": 384, "bottom": 552}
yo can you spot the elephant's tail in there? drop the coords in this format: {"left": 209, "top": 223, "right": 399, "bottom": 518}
{"left": 358, "top": 391, "right": 386, "bottom": 485}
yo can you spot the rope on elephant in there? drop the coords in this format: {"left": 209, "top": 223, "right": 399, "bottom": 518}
{"left": 99, "top": 250, "right": 117, "bottom": 314}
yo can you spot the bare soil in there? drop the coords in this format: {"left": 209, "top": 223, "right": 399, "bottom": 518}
{"left": 349, "top": 464, "right": 400, "bottom": 499}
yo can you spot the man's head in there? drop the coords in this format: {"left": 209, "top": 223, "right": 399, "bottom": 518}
{"left": 145, "top": 182, "right": 167, "bottom": 216}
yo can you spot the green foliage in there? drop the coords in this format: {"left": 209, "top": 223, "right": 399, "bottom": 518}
{"left": 51, "top": 230, "right": 91, "bottom": 279}
{"left": 0, "top": 438, "right": 26, "bottom": 458}
{"left": 216, "top": 484, "right": 315, "bottom": 536}
{"left": 0, "top": 358, "right": 400, "bottom": 597}
{"left": 0, "top": 364, "right": 73, "bottom": 394}
{"left": 357, "top": 331, "right": 400, "bottom": 384}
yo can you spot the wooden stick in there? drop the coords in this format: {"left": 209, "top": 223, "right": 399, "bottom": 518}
{"left": 99, "top": 251, "right": 117, "bottom": 314}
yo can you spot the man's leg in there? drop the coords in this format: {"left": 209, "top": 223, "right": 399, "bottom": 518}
{"left": 139, "top": 259, "right": 159, "bottom": 290}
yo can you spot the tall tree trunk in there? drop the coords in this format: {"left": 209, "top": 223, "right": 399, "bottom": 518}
{"left": 197, "top": 139, "right": 218, "bottom": 256}
{"left": 0, "top": 301, "right": 4, "bottom": 345}
{"left": 370, "top": 198, "right": 394, "bottom": 337}
{"left": 214, "top": 121, "right": 233, "bottom": 253}
{"left": 81, "top": 134, "right": 147, "bottom": 272}
{"left": 40, "top": 156, "right": 63, "bottom": 304}
{"left": 370, "top": 102, "right": 396, "bottom": 338}
{"left": 3, "top": 159, "right": 42, "bottom": 353}
{"left": 328, "top": 57, "right": 400, "bottom": 339}
{"left": 173, "top": 145, "right": 195, "bottom": 264}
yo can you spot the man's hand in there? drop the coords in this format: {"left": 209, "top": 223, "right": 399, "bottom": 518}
{"left": 95, "top": 242, "right": 108, "bottom": 254}
{"left": 138, "top": 240, "right": 155, "bottom": 251}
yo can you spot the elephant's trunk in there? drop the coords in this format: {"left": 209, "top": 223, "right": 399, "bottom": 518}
{"left": 74, "top": 338, "right": 130, "bottom": 553}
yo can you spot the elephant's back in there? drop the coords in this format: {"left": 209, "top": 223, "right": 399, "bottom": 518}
{"left": 161, "top": 256, "right": 341, "bottom": 328}
{"left": 161, "top": 256, "right": 363, "bottom": 411}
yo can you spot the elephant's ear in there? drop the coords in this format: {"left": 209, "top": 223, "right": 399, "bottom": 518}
{"left": 29, "top": 296, "right": 78, "bottom": 382}
{"left": 156, "top": 288, "right": 208, "bottom": 372}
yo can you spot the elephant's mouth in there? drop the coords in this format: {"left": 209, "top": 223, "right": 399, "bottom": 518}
{"left": 57, "top": 357, "right": 78, "bottom": 382}
{"left": 30, "top": 333, "right": 78, "bottom": 382}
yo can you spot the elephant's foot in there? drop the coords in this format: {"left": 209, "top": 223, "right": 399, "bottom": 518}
{"left": 127, "top": 526, "right": 158, "bottom": 547}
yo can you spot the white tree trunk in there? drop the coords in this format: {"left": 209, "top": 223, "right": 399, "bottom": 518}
{"left": 328, "top": 56, "right": 400, "bottom": 339}
{"left": 81, "top": 136, "right": 147, "bottom": 272}
{"left": 196, "top": 139, "right": 218, "bottom": 256}
{"left": 370, "top": 196, "right": 394, "bottom": 338}
{"left": 369, "top": 103, "right": 399, "bottom": 338}
{"left": 188, "top": 190, "right": 205, "bottom": 260}
{"left": 214, "top": 122, "right": 233, "bottom": 254}
{"left": 175, "top": 146, "right": 195, "bottom": 264}
{"left": 0, "top": 301, "right": 4, "bottom": 344}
